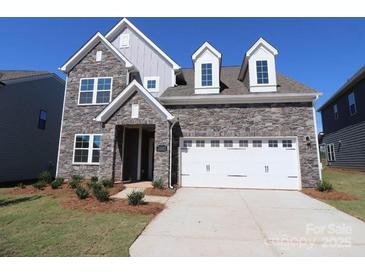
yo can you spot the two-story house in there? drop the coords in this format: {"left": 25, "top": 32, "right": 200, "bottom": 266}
{"left": 319, "top": 65, "right": 365, "bottom": 170}
{"left": 57, "top": 18, "right": 321, "bottom": 190}
{"left": 0, "top": 70, "right": 65, "bottom": 183}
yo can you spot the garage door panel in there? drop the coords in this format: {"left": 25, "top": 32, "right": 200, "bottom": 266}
{"left": 180, "top": 137, "right": 300, "bottom": 190}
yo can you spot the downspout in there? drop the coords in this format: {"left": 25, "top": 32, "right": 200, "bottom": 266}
{"left": 312, "top": 94, "right": 323, "bottom": 181}
{"left": 168, "top": 118, "right": 178, "bottom": 189}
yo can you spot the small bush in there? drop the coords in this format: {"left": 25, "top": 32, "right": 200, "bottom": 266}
{"left": 101, "top": 179, "right": 114, "bottom": 188}
{"left": 33, "top": 180, "right": 47, "bottom": 190}
{"left": 51, "top": 177, "right": 64, "bottom": 189}
{"left": 93, "top": 185, "right": 109, "bottom": 202}
{"left": 87, "top": 180, "right": 98, "bottom": 189}
{"left": 152, "top": 178, "right": 164, "bottom": 189}
{"left": 127, "top": 190, "right": 145, "bottom": 206}
{"left": 69, "top": 175, "right": 82, "bottom": 189}
{"left": 91, "top": 176, "right": 98, "bottom": 183}
{"left": 316, "top": 180, "right": 333, "bottom": 192}
{"left": 38, "top": 171, "right": 52, "bottom": 184}
{"left": 76, "top": 186, "right": 89, "bottom": 199}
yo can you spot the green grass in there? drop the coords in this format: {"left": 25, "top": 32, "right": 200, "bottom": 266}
{"left": 322, "top": 168, "right": 365, "bottom": 221}
{"left": 0, "top": 189, "right": 150, "bottom": 256}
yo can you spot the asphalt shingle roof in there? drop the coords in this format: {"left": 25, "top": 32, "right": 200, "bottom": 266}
{"left": 0, "top": 70, "right": 50, "bottom": 82}
{"left": 161, "top": 66, "right": 318, "bottom": 97}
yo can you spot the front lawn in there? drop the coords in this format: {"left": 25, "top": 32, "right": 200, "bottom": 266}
{"left": 0, "top": 188, "right": 152, "bottom": 256}
{"left": 320, "top": 168, "right": 365, "bottom": 221}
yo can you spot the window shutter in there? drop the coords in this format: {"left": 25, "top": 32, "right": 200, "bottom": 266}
{"left": 131, "top": 104, "right": 139, "bottom": 118}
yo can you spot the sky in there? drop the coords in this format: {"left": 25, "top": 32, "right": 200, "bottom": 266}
{"left": 0, "top": 17, "right": 364, "bottom": 131}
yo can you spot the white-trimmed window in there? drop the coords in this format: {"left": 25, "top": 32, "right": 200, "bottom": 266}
{"left": 144, "top": 77, "right": 160, "bottom": 93}
{"left": 79, "top": 77, "right": 112, "bottom": 105}
{"left": 183, "top": 140, "right": 192, "bottom": 148}
{"left": 348, "top": 92, "right": 357, "bottom": 116}
{"left": 333, "top": 104, "right": 339, "bottom": 120}
{"left": 326, "top": 143, "right": 336, "bottom": 162}
{"left": 196, "top": 140, "right": 205, "bottom": 147}
{"left": 239, "top": 140, "right": 248, "bottom": 147}
{"left": 256, "top": 60, "right": 269, "bottom": 84}
{"left": 201, "top": 63, "right": 213, "bottom": 86}
{"left": 211, "top": 140, "right": 220, "bottom": 147}
{"left": 268, "top": 140, "right": 278, "bottom": 148}
{"left": 282, "top": 140, "right": 293, "bottom": 148}
{"left": 224, "top": 140, "right": 233, "bottom": 147}
{"left": 73, "top": 134, "right": 102, "bottom": 164}
{"left": 253, "top": 140, "right": 262, "bottom": 147}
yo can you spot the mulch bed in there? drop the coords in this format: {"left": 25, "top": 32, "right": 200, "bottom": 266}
{"left": 61, "top": 196, "right": 164, "bottom": 215}
{"left": 302, "top": 188, "right": 358, "bottom": 201}
{"left": 144, "top": 188, "right": 176, "bottom": 197}
{"left": 7, "top": 182, "right": 163, "bottom": 215}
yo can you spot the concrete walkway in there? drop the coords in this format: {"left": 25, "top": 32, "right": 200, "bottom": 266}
{"left": 130, "top": 188, "right": 365, "bottom": 256}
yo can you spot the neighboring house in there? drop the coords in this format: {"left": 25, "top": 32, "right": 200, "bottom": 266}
{"left": 0, "top": 71, "right": 65, "bottom": 183}
{"left": 57, "top": 18, "right": 321, "bottom": 190}
{"left": 319, "top": 65, "right": 365, "bottom": 170}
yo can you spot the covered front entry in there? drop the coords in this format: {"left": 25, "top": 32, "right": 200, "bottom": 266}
{"left": 180, "top": 137, "right": 300, "bottom": 190}
{"left": 121, "top": 125, "right": 155, "bottom": 182}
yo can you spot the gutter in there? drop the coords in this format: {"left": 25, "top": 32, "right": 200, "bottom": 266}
{"left": 168, "top": 118, "right": 178, "bottom": 189}
{"left": 160, "top": 92, "right": 321, "bottom": 105}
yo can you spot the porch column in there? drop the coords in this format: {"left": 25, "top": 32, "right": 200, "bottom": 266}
{"left": 153, "top": 121, "right": 170, "bottom": 185}
{"left": 98, "top": 124, "right": 116, "bottom": 180}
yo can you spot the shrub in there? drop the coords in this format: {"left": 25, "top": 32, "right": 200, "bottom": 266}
{"left": 91, "top": 176, "right": 98, "bottom": 183}
{"left": 152, "top": 178, "right": 164, "bottom": 189}
{"left": 93, "top": 184, "right": 109, "bottom": 202}
{"left": 38, "top": 171, "right": 52, "bottom": 184}
{"left": 69, "top": 175, "right": 82, "bottom": 189}
{"left": 127, "top": 190, "right": 145, "bottom": 206}
{"left": 51, "top": 177, "right": 64, "bottom": 189}
{"left": 101, "top": 179, "right": 114, "bottom": 188}
{"left": 316, "top": 180, "right": 333, "bottom": 192}
{"left": 76, "top": 186, "right": 89, "bottom": 199}
{"left": 33, "top": 180, "right": 47, "bottom": 190}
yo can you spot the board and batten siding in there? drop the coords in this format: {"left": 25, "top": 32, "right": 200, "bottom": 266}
{"left": 111, "top": 27, "right": 175, "bottom": 95}
{"left": 322, "top": 120, "right": 365, "bottom": 170}
{"left": 0, "top": 77, "right": 65, "bottom": 182}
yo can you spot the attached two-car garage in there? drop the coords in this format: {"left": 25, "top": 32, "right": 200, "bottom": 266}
{"left": 180, "top": 137, "right": 301, "bottom": 190}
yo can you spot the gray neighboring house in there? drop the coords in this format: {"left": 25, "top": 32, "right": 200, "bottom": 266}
{"left": 0, "top": 70, "right": 65, "bottom": 183}
{"left": 57, "top": 18, "right": 321, "bottom": 190}
{"left": 319, "top": 65, "right": 365, "bottom": 170}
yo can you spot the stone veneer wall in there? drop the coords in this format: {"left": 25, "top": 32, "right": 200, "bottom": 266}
{"left": 106, "top": 91, "right": 170, "bottom": 183}
{"left": 168, "top": 102, "right": 320, "bottom": 188}
{"left": 57, "top": 42, "right": 128, "bottom": 180}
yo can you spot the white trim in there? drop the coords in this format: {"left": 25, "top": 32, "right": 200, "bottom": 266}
{"left": 60, "top": 32, "right": 133, "bottom": 72}
{"left": 192, "top": 42, "right": 222, "bottom": 61}
{"left": 72, "top": 134, "right": 102, "bottom": 165}
{"left": 160, "top": 93, "right": 320, "bottom": 105}
{"left": 121, "top": 126, "right": 126, "bottom": 179}
{"left": 246, "top": 37, "right": 278, "bottom": 57}
{"left": 94, "top": 80, "right": 174, "bottom": 122}
{"left": 312, "top": 105, "right": 323, "bottom": 180}
{"left": 78, "top": 77, "right": 113, "bottom": 105}
{"left": 143, "top": 76, "right": 160, "bottom": 93}
{"left": 148, "top": 137, "right": 154, "bottom": 180}
{"left": 105, "top": 18, "right": 180, "bottom": 70}
{"left": 55, "top": 76, "right": 68, "bottom": 177}
{"left": 137, "top": 126, "right": 142, "bottom": 181}
{"left": 326, "top": 143, "right": 336, "bottom": 162}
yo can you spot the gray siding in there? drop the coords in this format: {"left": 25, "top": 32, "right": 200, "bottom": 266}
{"left": 0, "top": 77, "right": 65, "bottom": 182}
{"left": 322, "top": 120, "right": 365, "bottom": 170}
{"left": 111, "top": 27, "right": 174, "bottom": 95}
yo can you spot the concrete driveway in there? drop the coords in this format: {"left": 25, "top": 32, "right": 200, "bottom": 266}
{"left": 130, "top": 188, "right": 365, "bottom": 256}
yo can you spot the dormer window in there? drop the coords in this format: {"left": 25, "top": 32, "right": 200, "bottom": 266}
{"left": 201, "top": 63, "right": 213, "bottom": 86}
{"left": 256, "top": 60, "right": 269, "bottom": 84}
{"left": 144, "top": 77, "right": 160, "bottom": 95}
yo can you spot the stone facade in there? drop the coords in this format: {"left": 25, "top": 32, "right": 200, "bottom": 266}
{"left": 168, "top": 103, "right": 320, "bottom": 188}
{"left": 57, "top": 42, "right": 128, "bottom": 179}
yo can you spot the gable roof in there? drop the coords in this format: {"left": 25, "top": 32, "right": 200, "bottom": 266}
{"left": 60, "top": 32, "right": 133, "bottom": 73}
{"left": 162, "top": 66, "right": 318, "bottom": 97}
{"left": 94, "top": 80, "right": 174, "bottom": 123}
{"left": 238, "top": 37, "right": 278, "bottom": 81}
{"left": 105, "top": 18, "right": 180, "bottom": 70}
{"left": 318, "top": 65, "right": 365, "bottom": 111}
{"left": 192, "top": 42, "right": 222, "bottom": 61}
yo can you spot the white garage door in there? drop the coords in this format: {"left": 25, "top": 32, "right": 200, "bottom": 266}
{"left": 180, "top": 137, "right": 300, "bottom": 190}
